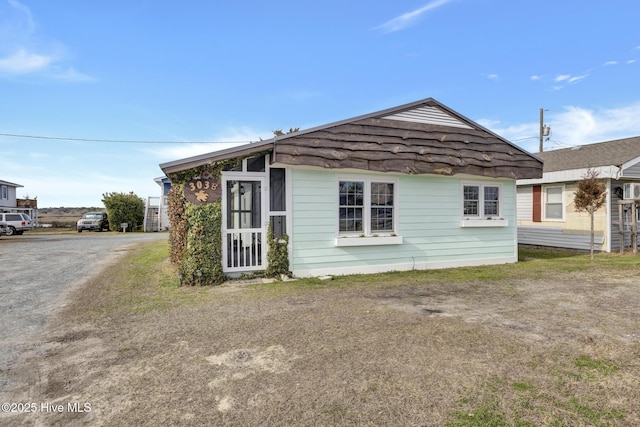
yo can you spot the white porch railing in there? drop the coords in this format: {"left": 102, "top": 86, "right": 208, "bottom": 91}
{"left": 224, "top": 229, "right": 264, "bottom": 272}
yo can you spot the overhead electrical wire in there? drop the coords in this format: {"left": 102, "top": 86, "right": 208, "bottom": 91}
{"left": 0, "top": 132, "right": 253, "bottom": 144}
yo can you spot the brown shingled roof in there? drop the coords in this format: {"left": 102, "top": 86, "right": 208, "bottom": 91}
{"left": 536, "top": 136, "right": 640, "bottom": 172}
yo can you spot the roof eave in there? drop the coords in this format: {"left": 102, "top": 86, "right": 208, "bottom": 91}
{"left": 159, "top": 139, "right": 274, "bottom": 175}
{"left": 0, "top": 180, "right": 23, "bottom": 187}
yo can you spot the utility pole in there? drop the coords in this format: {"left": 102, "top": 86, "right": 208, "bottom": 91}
{"left": 539, "top": 108, "right": 550, "bottom": 152}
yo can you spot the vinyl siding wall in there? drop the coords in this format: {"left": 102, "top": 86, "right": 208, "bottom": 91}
{"left": 517, "top": 182, "right": 609, "bottom": 251}
{"left": 0, "top": 185, "right": 18, "bottom": 208}
{"left": 290, "top": 168, "right": 517, "bottom": 277}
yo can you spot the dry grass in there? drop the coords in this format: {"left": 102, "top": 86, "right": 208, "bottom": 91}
{"left": 38, "top": 207, "right": 101, "bottom": 228}
{"left": 3, "top": 243, "right": 640, "bottom": 426}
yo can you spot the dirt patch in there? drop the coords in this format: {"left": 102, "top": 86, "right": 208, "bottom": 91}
{"left": 2, "top": 253, "right": 640, "bottom": 426}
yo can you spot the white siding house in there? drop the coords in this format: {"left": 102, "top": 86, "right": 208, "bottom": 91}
{"left": 0, "top": 179, "right": 22, "bottom": 209}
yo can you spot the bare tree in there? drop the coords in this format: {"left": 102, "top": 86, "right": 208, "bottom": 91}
{"left": 574, "top": 169, "right": 607, "bottom": 260}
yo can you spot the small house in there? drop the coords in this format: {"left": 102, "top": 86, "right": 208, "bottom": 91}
{"left": 0, "top": 179, "right": 37, "bottom": 223}
{"left": 0, "top": 179, "right": 23, "bottom": 210}
{"left": 516, "top": 136, "right": 640, "bottom": 252}
{"left": 160, "top": 98, "right": 542, "bottom": 280}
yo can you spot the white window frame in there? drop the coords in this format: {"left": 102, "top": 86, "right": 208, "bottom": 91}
{"left": 335, "top": 176, "right": 402, "bottom": 246}
{"left": 543, "top": 185, "right": 565, "bottom": 221}
{"left": 460, "top": 182, "right": 508, "bottom": 227}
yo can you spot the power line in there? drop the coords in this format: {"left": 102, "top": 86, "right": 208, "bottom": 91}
{"left": 511, "top": 136, "right": 538, "bottom": 142}
{"left": 0, "top": 132, "right": 253, "bottom": 144}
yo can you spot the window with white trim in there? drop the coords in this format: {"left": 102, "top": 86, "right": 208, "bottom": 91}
{"left": 338, "top": 179, "right": 396, "bottom": 235}
{"left": 462, "top": 183, "right": 502, "bottom": 219}
{"left": 544, "top": 185, "right": 564, "bottom": 220}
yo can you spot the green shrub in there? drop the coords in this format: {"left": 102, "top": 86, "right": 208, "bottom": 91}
{"left": 102, "top": 191, "right": 145, "bottom": 231}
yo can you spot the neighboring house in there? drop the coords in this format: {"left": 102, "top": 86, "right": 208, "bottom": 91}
{"left": 160, "top": 98, "right": 543, "bottom": 278}
{"left": 516, "top": 136, "right": 640, "bottom": 252}
{"left": 144, "top": 177, "right": 171, "bottom": 231}
{"left": 0, "top": 179, "right": 38, "bottom": 225}
{"left": 0, "top": 179, "right": 22, "bottom": 209}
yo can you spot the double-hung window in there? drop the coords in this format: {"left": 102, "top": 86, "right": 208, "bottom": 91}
{"left": 339, "top": 181, "right": 364, "bottom": 233}
{"left": 544, "top": 186, "right": 563, "bottom": 220}
{"left": 463, "top": 183, "right": 502, "bottom": 219}
{"left": 339, "top": 179, "right": 396, "bottom": 236}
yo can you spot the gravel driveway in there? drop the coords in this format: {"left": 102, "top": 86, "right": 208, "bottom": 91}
{"left": 0, "top": 231, "right": 167, "bottom": 390}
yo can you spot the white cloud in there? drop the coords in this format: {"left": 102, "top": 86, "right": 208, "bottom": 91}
{"left": 375, "top": 0, "right": 453, "bottom": 33}
{"left": 0, "top": 49, "right": 53, "bottom": 73}
{"left": 1, "top": 0, "right": 35, "bottom": 39}
{"left": 627, "top": 59, "right": 637, "bottom": 64}
{"left": 552, "top": 102, "right": 640, "bottom": 147}
{"left": 567, "top": 75, "right": 587, "bottom": 84}
{"left": 0, "top": 1, "right": 92, "bottom": 80}
{"left": 550, "top": 73, "right": 587, "bottom": 90}
{"left": 530, "top": 75, "right": 542, "bottom": 81}
{"left": 481, "top": 102, "right": 640, "bottom": 153}
{"left": 145, "top": 125, "right": 270, "bottom": 162}
{"left": 485, "top": 73, "right": 499, "bottom": 81}
{"left": 8, "top": 0, "right": 33, "bottom": 26}
{"left": 51, "top": 66, "right": 95, "bottom": 82}
{"left": 604, "top": 60, "right": 618, "bottom": 66}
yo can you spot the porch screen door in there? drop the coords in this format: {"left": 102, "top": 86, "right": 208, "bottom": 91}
{"left": 223, "top": 178, "right": 266, "bottom": 272}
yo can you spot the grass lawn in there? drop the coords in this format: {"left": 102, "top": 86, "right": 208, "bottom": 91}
{"left": 4, "top": 241, "right": 640, "bottom": 426}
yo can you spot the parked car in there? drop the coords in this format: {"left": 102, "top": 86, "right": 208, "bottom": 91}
{"left": 77, "top": 212, "right": 110, "bottom": 232}
{"left": 0, "top": 220, "right": 7, "bottom": 237}
{"left": 0, "top": 212, "right": 34, "bottom": 236}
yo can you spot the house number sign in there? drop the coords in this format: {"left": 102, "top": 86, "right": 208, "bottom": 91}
{"left": 184, "top": 177, "right": 222, "bottom": 204}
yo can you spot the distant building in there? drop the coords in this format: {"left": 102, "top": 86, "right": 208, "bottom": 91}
{"left": 1, "top": 179, "right": 38, "bottom": 224}
{"left": 144, "top": 177, "right": 171, "bottom": 232}
{"left": 0, "top": 179, "right": 22, "bottom": 209}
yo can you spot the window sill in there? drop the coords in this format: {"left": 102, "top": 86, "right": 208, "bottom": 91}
{"left": 335, "top": 235, "right": 403, "bottom": 247}
{"left": 460, "top": 219, "right": 509, "bottom": 228}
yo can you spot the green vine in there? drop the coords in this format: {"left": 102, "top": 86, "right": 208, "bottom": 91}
{"left": 166, "top": 154, "right": 273, "bottom": 286}
{"left": 265, "top": 220, "right": 291, "bottom": 279}
{"left": 179, "top": 201, "right": 225, "bottom": 286}
{"left": 167, "top": 184, "right": 187, "bottom": 266}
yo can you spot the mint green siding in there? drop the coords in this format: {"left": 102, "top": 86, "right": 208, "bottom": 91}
{"left": 290, "top": 168, "right": 517, "bottom": 277}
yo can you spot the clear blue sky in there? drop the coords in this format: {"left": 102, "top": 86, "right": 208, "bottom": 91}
{"left": 1, "top": 0, "right": 639, "bottom": 207}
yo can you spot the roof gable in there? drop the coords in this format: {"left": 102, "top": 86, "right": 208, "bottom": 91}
{"left": 273, "top": 98, "right": 542, "bottom": 179}
{"left": 382, "top": 105, "right": 473, "bottom": 129}
{"left": 160, "top": 98, "right": 543, "bottom": 180}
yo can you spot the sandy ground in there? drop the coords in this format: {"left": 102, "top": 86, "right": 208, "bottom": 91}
{"left": 1, "top": 245, "right": 639, "bottom": 426}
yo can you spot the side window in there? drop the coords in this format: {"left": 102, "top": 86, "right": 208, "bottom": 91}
{"left": 463, "top": 185, "right": 480, "bottom": 216}
{"left": 370, "top": 182, "right": 394, "bottom": 232}
{"left": 463, "top": 183, "right": 502, "bottom": 219}
{"left": 484, "top": 186, "right": 500, "bottom": 216}
{"left": 339, "top": 181, "right": 364, "bottom": 233}
{"left": 544, "top": 186, "right": 564, "bottom": 220}
{"left": 338, "top": 179, "right": 396, "bottom": 236}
